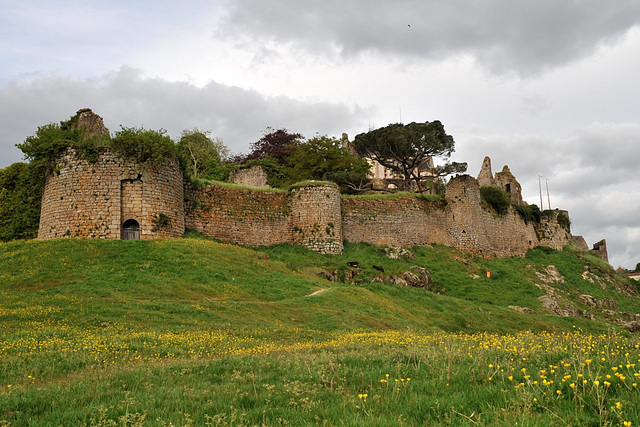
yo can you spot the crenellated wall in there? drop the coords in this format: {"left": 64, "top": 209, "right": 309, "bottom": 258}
{"left": 38, "top": 148, "right": 184, "bottom": 239}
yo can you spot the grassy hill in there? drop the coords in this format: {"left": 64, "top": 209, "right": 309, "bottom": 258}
{"left": 1, "top": 235, "right": 639, "bottom": 425}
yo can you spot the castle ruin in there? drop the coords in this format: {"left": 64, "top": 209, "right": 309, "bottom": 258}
{"left": 37, "top": 109, "right": 607, "bottom": 260}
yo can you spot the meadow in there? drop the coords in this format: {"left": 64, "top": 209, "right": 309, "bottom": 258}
{"left": 1, "top": 236, "right": 639, "bottom": 425}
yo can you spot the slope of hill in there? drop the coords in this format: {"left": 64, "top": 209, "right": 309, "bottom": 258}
{"left": 1, "top": 236, "right": 639, "bottom": 425}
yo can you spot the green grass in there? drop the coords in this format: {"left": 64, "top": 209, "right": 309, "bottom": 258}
{"left": 190, "top": 178, "right": 287, "bottom": 192}
{"left": 1, "top": 237, "right": 640, "bottom": 425}
{"left": 341, "top": 192, "right": 444, "bottom": 202}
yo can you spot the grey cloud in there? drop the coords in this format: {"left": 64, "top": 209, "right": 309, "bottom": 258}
{"left": 220, "top": 0, "right": 640, "bottom": 76}
{"left": 0, "top": 67, "right": 367, "bottom": 167}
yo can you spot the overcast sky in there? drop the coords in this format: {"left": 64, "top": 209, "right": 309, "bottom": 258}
{"left": 1, "top": 0, "right": 639, "bottom": 268}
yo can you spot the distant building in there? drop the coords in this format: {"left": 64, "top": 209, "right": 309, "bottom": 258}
{"left": 624, "top": 272, "right": 640, "bottom": 281}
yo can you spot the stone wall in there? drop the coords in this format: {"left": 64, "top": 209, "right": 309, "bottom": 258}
{"left": 343, "top": 175, "right": 542, "bottom": 257}
{"left": 571, "top": 236, "right": 590, "bottom": 251}
{"left": 342, "top": 196, "right": 448, "bottom": 247}
{"left": 38, "top": 148, "right": 184, "bottom": 240}
{"left": 38, "top": 148, "right": 573, "bottom": 258}
{"left": 537, "top": 210, "right": 572, "bottom": 250}
{"left": 184, "top": 183, "right": 292, "bottom": 246}
{"left": 229, "top": 166, "right": 269, "bottom": 188}
{"left": 445, "top": 176, "right": 539, "bottom": 257}
{"left": 591, "top": 239, "right": 609, "bottom": 262}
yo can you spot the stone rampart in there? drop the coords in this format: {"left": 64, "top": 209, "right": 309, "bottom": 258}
{"left": 38, "top": 148, "right": 184, "bottom": 239}
{"left": 342, "top": 196, "right": 448, "bottom": 247}
{"left": 445, "top": 175, "right": 539, "bottom": 257}
{"left": 184, "top": 184, "right": 292, "bottom": 246}
{"left": 229, "top": 166, "right": 269, "bottom": 188}
{"left": 38, "top": 148, "right": 574, "bottom": 258}
{"left": 537, "top": 210, "right": 572, "bottom": 250}
{"left": 343, "top": 175, "right": 541, "bottom": 257}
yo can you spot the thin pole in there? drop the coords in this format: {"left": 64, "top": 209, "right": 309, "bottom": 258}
{"left": 538, "top": 175, "right": 543, "bottom": 210}
{"left": 545, "top": 178, "right": 551, "bottom": 210}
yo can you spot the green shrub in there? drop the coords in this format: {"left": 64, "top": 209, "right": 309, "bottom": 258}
{"left": 513, "top": 203, "right": 541, "bottom": 224}
{"left": 110, "top": 126, "right": 177, "bottom": 165}
{"left": 480, "top": 186, "right": 510, "bottom": 215}
{"left": 557, "top": 211, "right": 571, "bottom": 232}
{"left": 0, "top": 162, "right": 44, "bottom": 241}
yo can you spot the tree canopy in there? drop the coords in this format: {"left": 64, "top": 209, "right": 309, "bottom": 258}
{"left": 0, "top": 162, "right": 43, "bottom": 241}
{"left": 286, "top": 136, "right": 370, "bottom": 193}
{"left": 353, "top": 121, "right": 467, "bottom": 191}
{"left": 176, "top": 128, "right": 230, "bottom": 180}
{"left": 241, "top": 128, "right": 303, "bottom": 165}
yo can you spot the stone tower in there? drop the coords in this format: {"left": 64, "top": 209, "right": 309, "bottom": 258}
{"left": 38, "top": 110, "right": 184, "bottom": 240}
{"left": 290, "top": 183, "right": 343, "bottom": 254}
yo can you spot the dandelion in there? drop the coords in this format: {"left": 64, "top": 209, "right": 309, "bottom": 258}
{"left": 616, "top": 402, "right": 623, "bottom": 410}
{"left": 623, "top": 421, "right": 632, "bottom": 427}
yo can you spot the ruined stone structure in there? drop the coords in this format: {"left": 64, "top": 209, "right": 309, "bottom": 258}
{"left": 342, "top": 175, "right": 569, "bottom": 257}
{"left": 591, "top": 239, "right": 609, "bottom": 262}
{"left": 38, "top": 148, "right": 184, "bottom": 240}
{"left": 38, "top": 110, "right": 606, "bottom": 259}
{"left": 477, "top": 156, "right": 523, "bottom": 205}
{"left": 229, "top": 166, "right": 269, "bottom": 188}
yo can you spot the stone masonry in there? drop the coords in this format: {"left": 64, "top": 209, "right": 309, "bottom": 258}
{"left": 290, "top": 184, "right": 343, "bottom": 254}
{"left": 229, "top": 166, "right": 270, "bottom": 188}
{"left": 37, "top": 110, "right": 601, "bottom": 257}
{"left": 38, "top": 148, "right": 184, "bottom": 240}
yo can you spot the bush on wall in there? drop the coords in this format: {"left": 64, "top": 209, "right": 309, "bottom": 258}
{"left": 480, "top": 185, "right": 510, "bottom": 215}
{"left": 111, "top": 127, "right": 177, "bottom": 165}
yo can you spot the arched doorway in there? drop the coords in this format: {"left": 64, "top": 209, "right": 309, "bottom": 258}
{"left": 121, "top": 219, "right": 140, "bottom": 240}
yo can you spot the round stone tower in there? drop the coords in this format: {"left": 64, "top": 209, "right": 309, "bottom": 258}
{"left": 289, "top": 182, "right": 343, "bottom": 254}
{"left": 38, "top": 109, "right": 184, "bottom": 240}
